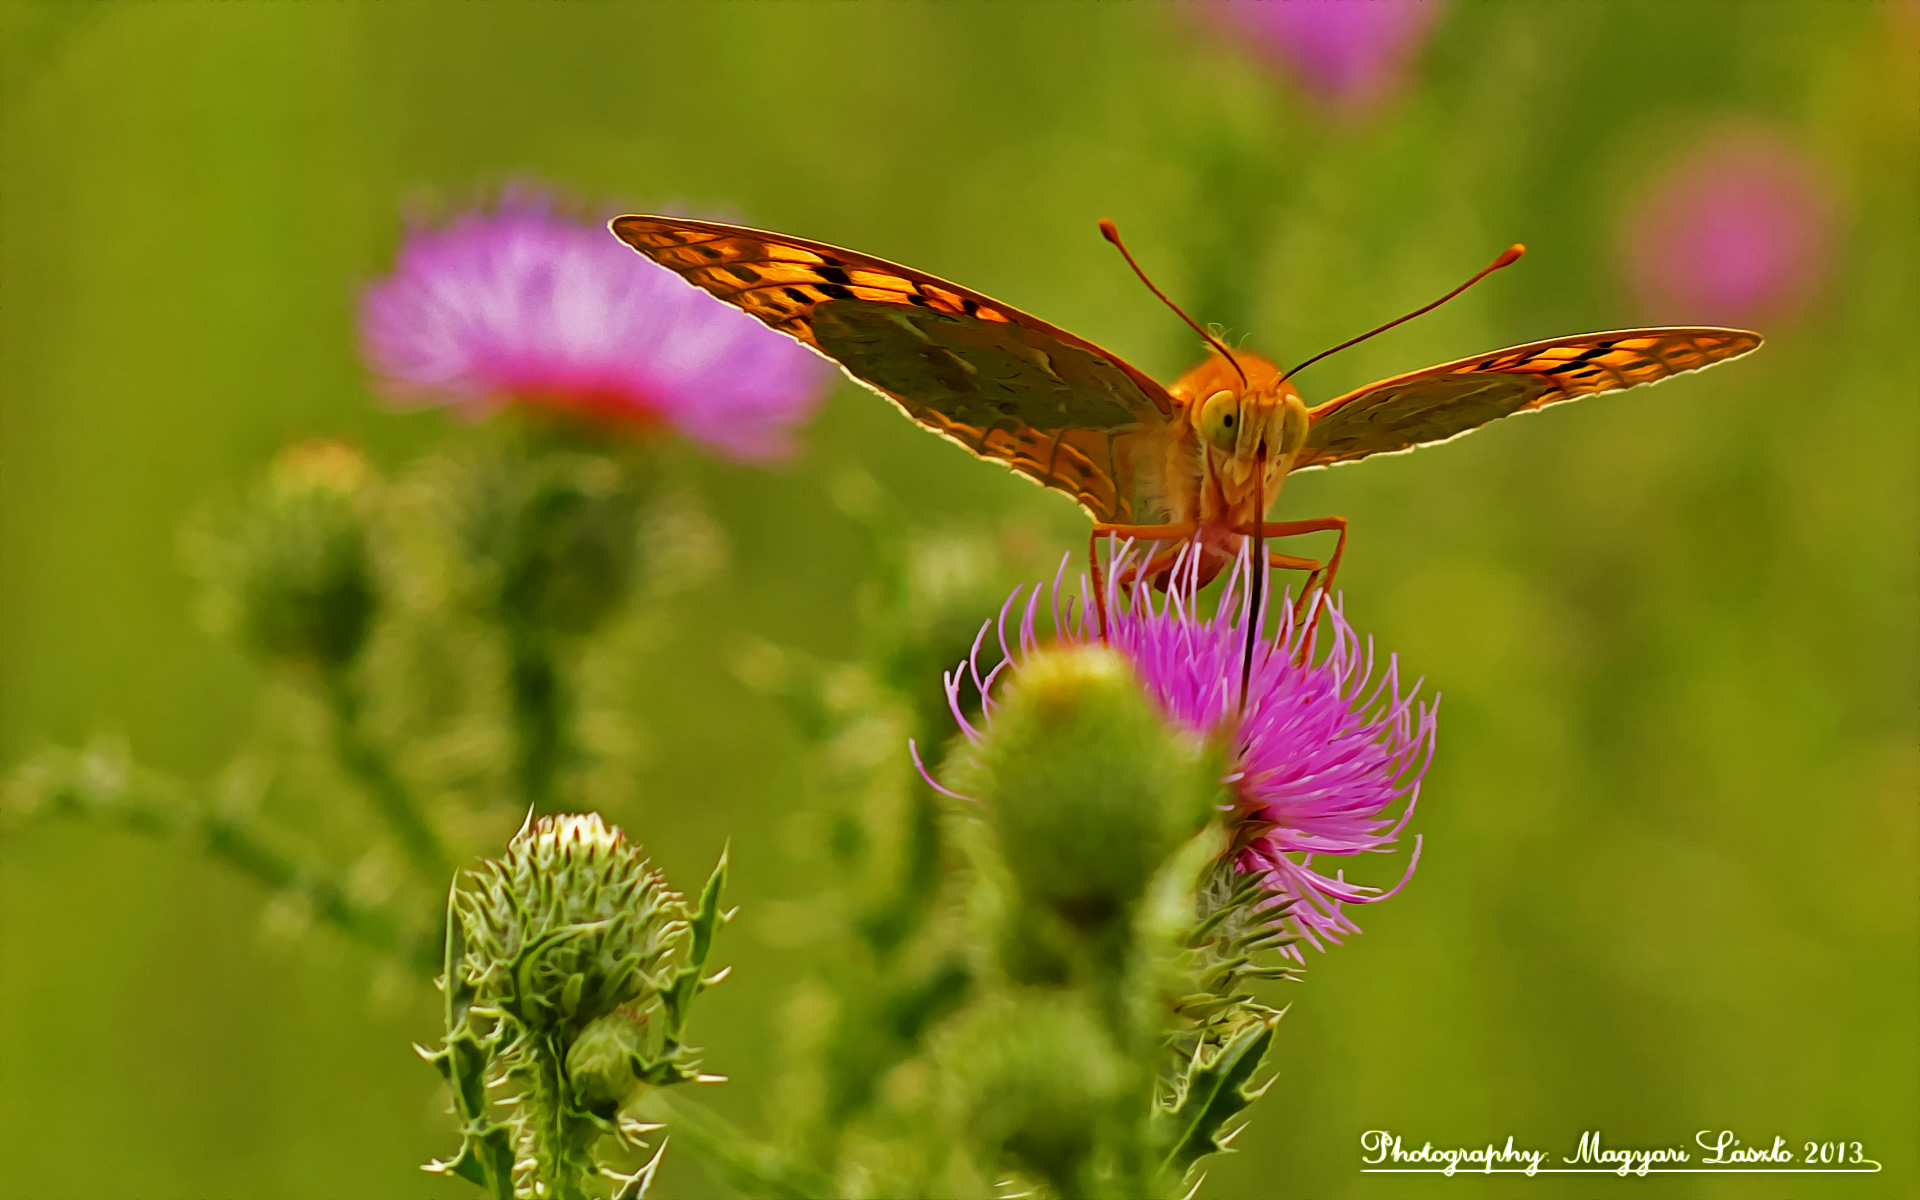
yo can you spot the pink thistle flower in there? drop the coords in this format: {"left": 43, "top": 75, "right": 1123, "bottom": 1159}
{"left": 1199, "top": 0, "right": 1447, "bottom": 111}
{"left": 941, "top": 548, "right": 1434, "bottom": 958}
{"left": 1622, "top": 132, "right": 1832, "bottom": 328}
{"left": 359, "top": 193, "right": 833, "bottom": 461}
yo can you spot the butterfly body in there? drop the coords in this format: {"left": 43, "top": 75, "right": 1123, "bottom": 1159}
{"left": 609, "top": 214, "right": 1761, "bottom": 593}
{"left": 1144, "top": 350, "right": 1308, "bottom": 585}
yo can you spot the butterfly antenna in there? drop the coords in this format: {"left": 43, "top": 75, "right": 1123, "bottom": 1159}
{"left": 1100, "top": 218, "right": 1248, "bottom": 389}
{"left": 1278, "top": 243, "right": 1527, "bottom": 387}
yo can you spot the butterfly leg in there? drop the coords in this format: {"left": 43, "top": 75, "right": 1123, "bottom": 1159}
{"left": 1258, "top": 548, "right": 1326, "bottom": 660}
{"left": 1263, "top": 549, "right": 1324, "bottom": 577}
{"left": 1240, "top": 516, "right": 1348, "bottom": 653}
{"left": 1088, "top": 523, "right": 1198, "bottom": 641}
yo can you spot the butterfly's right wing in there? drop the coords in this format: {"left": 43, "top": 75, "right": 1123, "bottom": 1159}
{"left": 1295, "top": 328, "right": 1763, "bottom": 470}
{"left": 611, "top": 215, "right": 1182, "bottom": 524}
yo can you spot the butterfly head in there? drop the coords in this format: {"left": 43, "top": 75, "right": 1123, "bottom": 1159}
{"left": 1152, "top": 351, "right": 1305, "bottom": 529}
{"left": 1175, "top": 351, "right": 1311, "bottom": 511}
{"left": 1195, "top": 385, "right": 1310, "bottom": 465}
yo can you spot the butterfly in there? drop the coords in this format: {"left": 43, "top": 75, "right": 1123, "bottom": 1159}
{"left": 609, "top": 214, "right": 1761, "bottom": 631}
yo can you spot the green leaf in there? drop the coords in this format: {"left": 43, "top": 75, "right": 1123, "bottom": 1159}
{"left": 424, "top": 1123, "right": 516, "bottom": 1199}
{"left": 1155, "top": 1014, "right": 1279, "bottom": 1184}
{"left": 688, "top": 844, "right": 731, "bottom": 970}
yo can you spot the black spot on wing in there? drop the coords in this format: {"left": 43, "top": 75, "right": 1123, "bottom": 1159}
{"left": 815, "top": 265, "right": 853, "bottom": 286}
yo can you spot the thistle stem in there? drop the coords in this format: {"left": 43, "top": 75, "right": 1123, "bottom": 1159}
{"left": 5, "top": 750, "right": 423, "bottom": 967}
{"left": 506, "top": 627, "right": 569, "bottom": 814}
{"left": 322, "top": 669, "right": 450, "bottom": 883}
{"left": 200, "top": 806, "right": 405, "bottom": 959}
{"left": 529, "top": 1041, "right": 593, "bottom": 1200}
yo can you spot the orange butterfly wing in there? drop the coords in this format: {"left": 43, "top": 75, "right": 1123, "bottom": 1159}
{"left": 609, "top": 215, "right": 1182, "bottom": 524}
{"left": 1296, "top": 328, "right": 1763, "bottom": 470}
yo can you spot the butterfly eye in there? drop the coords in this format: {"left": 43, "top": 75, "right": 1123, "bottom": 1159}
{"left": 1279, "top": 393, "right": 1311, "bottom": 456}
{"left": 1197, "top": 389, "right": 1241, "bottom": 451}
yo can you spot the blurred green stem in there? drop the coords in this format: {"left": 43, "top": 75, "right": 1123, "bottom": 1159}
{"left": 200, "top": 802, "right": 408, "bottom": 963}
{"left": 507, "top": 627, "right": 569, "bottom": 814}
{"left": 4, "top": 749, "right": 416, "bottom": 965}
{"left": 322, "top": 669, "right": 449, "bottom": 883}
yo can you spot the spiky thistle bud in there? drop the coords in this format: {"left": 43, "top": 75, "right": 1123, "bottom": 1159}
{"left": 195, "top": 439, "right": 380, "bottom": 672}
{"left": 456, "top": 812, "right": 684, "bottom": 1037}
{"left": 424, "top": 813, "right": 731, "bottom": 1199}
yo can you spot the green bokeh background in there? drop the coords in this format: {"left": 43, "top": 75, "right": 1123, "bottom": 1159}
{"left": 2, "top": 3, "right": 1914, "bottom": 1197}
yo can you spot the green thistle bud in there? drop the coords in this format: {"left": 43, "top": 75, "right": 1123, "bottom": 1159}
{"left": 565, "top": 1010, "right": 649, "bottom": 1108}
{"left": 429, "top": 814, "right": 729, "bottom": 1197}
{"left": 453, "top": 426, "right": 645, "bottom": 640}
{"left": 200, "top": 439, "right": 380, "bottom": 671}
{"left": 455, "top": 812, "right": 685, "bottom": 1037}
{"left": 956, "top": 646, "right": 1223, "bottom": 932}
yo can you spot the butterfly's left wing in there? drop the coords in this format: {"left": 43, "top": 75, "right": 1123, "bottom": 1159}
{"left": 610, "top": 214, "right": 1181, "bottom": 524}
{"left": 1295, "top": 328, "right": 1762, "bottom": 470}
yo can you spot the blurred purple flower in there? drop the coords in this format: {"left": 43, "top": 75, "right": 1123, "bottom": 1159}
{"left": 359, "top": 194, "right": 833, "bottom": 461}
{"left": 1202, "top": 0, "right": 1446, "bottom": 110}
{"left": 1623, "top": 133, "right": 1831, "bottom": 327}
{"left": 945, "top": 548, "right": 1434, "bottom": 958}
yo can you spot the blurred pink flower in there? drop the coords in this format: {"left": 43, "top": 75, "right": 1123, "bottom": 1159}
{"left": 1623, "top": 133, "right": 1832, "bottom": 327}
{"left": 945, "top": 547, "right": 1433, "bottom": 958}
{"left": 1202, "top": 0, "right": 1446, "bottom": 110}
{"left": 360, "top": 193, "right": 833, "bottom": 461}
